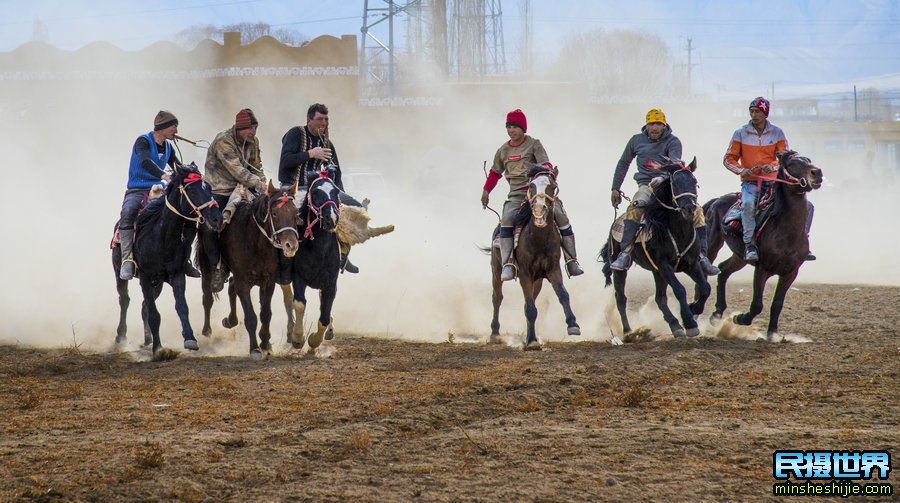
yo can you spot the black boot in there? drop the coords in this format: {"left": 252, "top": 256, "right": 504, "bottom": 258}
{"left": 560, "top": 232, "right": 584, "bottom": 277}
{"left": 610, "top": 220, "right": 639, "bottom": 271}
{"left": 341, "top": 253, "right": 359, "bottom": 274}
{"left": 696, "top": 226, "right": 720, "bottom": 276}
{"left": 184, "top": 260, "right": 201, "bottom": 278}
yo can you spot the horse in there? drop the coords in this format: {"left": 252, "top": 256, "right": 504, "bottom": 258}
{"left": 131, "top": 163, "right": 222, "bottom": 353}
{"left": 197, "top": 182, "right": 300, "bottom": 358}
{"left": 703, "top": 150, "right": 823, "bottom": 341}
{"left": 488, "top": 165, "right": 580, "bottom": 350}
{"left": 599, "top": 158, "right": 711, "bottom": 339}
{"left": 282, "top": 171, "right": 343, "bottom": 351}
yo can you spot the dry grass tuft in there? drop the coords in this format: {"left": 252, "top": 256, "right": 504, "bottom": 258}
{"left": 218, "top": 437, "right": 246, "bottom": 448}
{"left": 18, "top": 392, "right": 42, "bottom": 410}
{"left": 623, "top": 327, "right": 655, "bottom": 343}
{"left": 615, "top": 385, "right": 650, "bottom": 408}
{"left": 152, "top": 349, "right": 180, "bottom": 362}
{"left": 134, "top": 440, "right": 166, "bottom": 469}
{"left": 349, "top": 430, "right": 372, "bottom": 452}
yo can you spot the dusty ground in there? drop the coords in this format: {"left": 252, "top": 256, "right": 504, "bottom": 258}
{"left": 1, "top": 283, "right": 898, "bottom": 502}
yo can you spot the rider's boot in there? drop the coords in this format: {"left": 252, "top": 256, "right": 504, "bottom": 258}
{"left": 743, "top": 241, "right": 759, "bottom": 264}
{"left": 340, "top": 252, "right": 359, "bottom": 274}
{"left": 118, "top": 228, "right": 136, "bottom": 281}
{"left": 610, "top": 220, "right": 639, "bottom": 271}
{"left": 499, "top": 236, "right": 516, "bottom": 281}
{"left": 696, "top": 226, "right": 721, "bottom": 275}
{"left": 210, "top": 261, "right": 228, "bottom": 293}
{"left": 560, "top": 231, "right": 584, "bottom": 277}
{"left": 805, "top": 201, "right": 815, "bottom": 261}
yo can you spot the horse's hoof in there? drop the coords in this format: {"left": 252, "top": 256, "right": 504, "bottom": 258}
{"left": 709, "top": 313, "right": 723, "bottom": 326}
{"left": 567, "top": 325, "right": 581, "bottom": 336}
{"left": 222, "top": 316, "right": 239, "bottom": 329}
{"left": 260, "top": 340, "right": 272, "bottom": 353}
{"left": 732, "top": 313, "right": 751, "bottom": 326}
{"left": 143, "top": 336, "right": 153, "bottom": 347}
{"left": 201, "top": 327, "right": 212, "bottom": 337}
{"left": 249, "top": 349, "right": 263, "bottom": 360}
{"left": 324, "top": 325, "right": 334, "bottom": 341}
{"left": 115, "top": 335, "right": 126, "bottom": 346}
{"left": 610, "top": 336, "right": 624, "bottom": 346}
{"left": 290, "top": 336, "right": 306, "bottom": 350}
{"left": 673, "top": 328, "right": 686, "bottom": 338}
{"left": 183, "top": 339, "right": 199, "bottom": 351}
{"left": 686, "top": 327, "right": 701, "bottom": 337}
{"left": 523, "top": 340, "right": 543, "bottom": 351}
{"left": 488, "top": 333, "right": 503, "bottom": 344}
{"left": 308, "top": 332, "right": 325, "bottom": 349}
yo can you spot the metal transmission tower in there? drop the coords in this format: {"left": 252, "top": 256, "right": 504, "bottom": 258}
{"left": 360, "top": 0, "right": 506, "bottom": 100}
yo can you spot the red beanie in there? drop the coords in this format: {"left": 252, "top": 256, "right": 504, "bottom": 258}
{"left": 235, "top": 108, "right": 259, "bottom": 130}
{"left": 506, "top": 109, "right": 527, "bottom": 132}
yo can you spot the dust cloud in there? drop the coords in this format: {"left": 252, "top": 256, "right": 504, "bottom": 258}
{"left": 1, "top": 44, "right": 896, "bottom": 354}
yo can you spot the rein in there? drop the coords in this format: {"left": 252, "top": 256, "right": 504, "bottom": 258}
{"left": 164, "top": 176, "right": 218, "bottom": 223}
{"left": 253, "top": 193, "right": 300, "bottom": 249}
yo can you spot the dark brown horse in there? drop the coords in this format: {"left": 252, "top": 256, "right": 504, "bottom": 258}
{"left": 599, "top": 158, "right": 710, "bottom": 338}
{"left": 704, "top": 150, "right": 823, "bottom": 341}
{"left": 198, "top": 182, "right": 300, "bottom": 358}
{"left": 489, "top": 165, "right": 579, "bottom": 350}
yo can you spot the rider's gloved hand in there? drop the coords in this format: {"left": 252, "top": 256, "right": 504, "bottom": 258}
{"left": 649, "top": 176, "right": 666, "bottom": 189}
{"left": 481, "top": 189, "right": 489, "bottom": 208}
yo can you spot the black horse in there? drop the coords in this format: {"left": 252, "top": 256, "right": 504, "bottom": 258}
{"left": 282, "top": 171, "right": 342, "bottom": 350}
{"left": 132, "top": 163, "right": 222, "bottom": 353}
{"left": 704, "top": 150, "right": 823, "bottom": 340}
{"left": 599, "top": 158, "right": 710, "bottom": 339}
{"left": 489, "top": 165, "right": 579, "bottom": 350}
{"left": 198, "top": 182, "right": 300, "bottom": 358}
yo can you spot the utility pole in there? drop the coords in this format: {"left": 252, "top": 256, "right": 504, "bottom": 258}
{"left": 683, "top": 37, "right": 697, "bottom": 96}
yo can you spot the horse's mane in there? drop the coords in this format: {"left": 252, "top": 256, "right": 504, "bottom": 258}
{"left": 768, "top": 150, "right": 808, "bottom": 222}
{"left": 134, "top": 165, "right": 195, "bottom": 232}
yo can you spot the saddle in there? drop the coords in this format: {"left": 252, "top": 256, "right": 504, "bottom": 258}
{"left": 722, "top": 186, "right": 776, "bottom": 236}
{"left": 609, "top": 213, "right": 653, "bottom": 244}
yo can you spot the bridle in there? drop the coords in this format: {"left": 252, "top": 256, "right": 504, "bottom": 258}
{"left": 164, "top": 172, "right": 219, "bottom": 223}
{"left": 253, "top": 192, "right": 300, "bottom": 249}
{"left": 653, "top": 165, "right": 698, "bottom": 211}
{"left": 526, "top": 171, "right": 558, "bottom": 220}
{"left": 303, "top": 171, "right": 340, "bottom": 240}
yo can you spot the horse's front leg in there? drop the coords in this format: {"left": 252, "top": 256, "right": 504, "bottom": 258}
{"left": 519, "top": 275, "right": 541, "bottom": 350}
{"left": 115, "top": 277, "right": 129, "bottom": 346}
{"left": 612, "top": 269, "right": 632, "bottom": 334}
{"left": 711, "top": 254, "right": 746, "bottom": 324}
{"left": 548, "top": 268, "right": 579, "bottom": 335}
{"left": 651, "top": 270, "right": 684, "bottom": 337}
{"left": 490, "top": 254, "right": 503, "bottom": 341}
{"left": 659, "top": 265, "right": 699, "bottom": 337}
{"left": 171, "top": 274, "right": 198, "bottom": 351}
{"left": 289, "top": 279, "right": 309, "bottom": 349}
{"left": 733, "top": 265, "right": 772, "bottom": 328}
{"left": 235, "top": 279, "right": 260, "bottom": 358}
{"left": 766, "top": 269, "right": 799, "bottom": 342}
{"left": 308, "top": 284, "right": 337, "bottom": 350}
{"left": 201, "top": 273, "right": 214, "bottom": 337}
{"left": 687, "top": 264, "right": 712, "bottom": 316}
{"left": 222, "top": 280, "right": 239, "bottom": 329}
{"left": 258, "top": 282, "right": 276, "bottom": 353}
{"left": 280, "top": 284, "right": 295, "bottom": 337}
{"left": 140, "top": 280, "right": 163, "bottom": 353}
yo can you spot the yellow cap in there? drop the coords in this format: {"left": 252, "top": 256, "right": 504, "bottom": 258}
{"left": 645, "top": 108, "right": 667, "bottom": 125}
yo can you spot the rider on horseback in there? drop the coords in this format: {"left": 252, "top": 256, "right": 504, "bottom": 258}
{"left": 118, "top": 110, "right": 201, "bottom": 280}
{"left": 610, "top": 109, "right": 720, "bottom": 275}
{"left": 278, "top": 103, "right": 363, "bottom": 281}
{"left": 202, "top": 108, "right": 268, "bottom": 292}
{"left": 481, "top": 108, "right": 584, "bottom": 281}
{"left": 723, "top": 97, "right": 815, "bottom": 264}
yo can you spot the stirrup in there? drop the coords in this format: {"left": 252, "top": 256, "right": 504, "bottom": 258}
{"left": 500, "top": 262, "right": 517, "bottom": 281}
{"left": 565, "top": 259, "right": 584, "bottom": 277}
{"left": 610, "top": 252, "right": 632, "bottom": 271}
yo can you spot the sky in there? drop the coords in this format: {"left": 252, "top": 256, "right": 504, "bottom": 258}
{"left": 1, "top": 0, "right": 899, "bottom": 97}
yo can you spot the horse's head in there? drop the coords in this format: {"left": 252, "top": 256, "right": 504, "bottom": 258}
{"left": 261, "top": 181, "right": 300, "bottom": 258}
{"left": 778, "top": 151, "right": 824, "bottom": 194}
{"left": 170, "top": 162, "right": 222, "bottom": 231}
{"left": 655, "top": 157, "right": 699, "bottom": 219}
{"left": 526, "top": 164, "right": 558, "bottom": 228}
{"left": 305, "top": 170, "right": 341, "bottom": 233}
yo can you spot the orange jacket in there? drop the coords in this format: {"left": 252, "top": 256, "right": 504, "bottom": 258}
{"left": 723, "top": 121, "right": 788, "bottom": 181}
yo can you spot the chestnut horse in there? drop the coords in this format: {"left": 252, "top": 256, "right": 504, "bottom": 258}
{"left": 489, "top": 165, "right": 580, "bottom": 350}
{"left": 703, "top": 150, "right": 823, "bottom": 340}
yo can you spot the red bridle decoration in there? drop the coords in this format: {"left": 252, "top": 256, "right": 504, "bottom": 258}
{"left": 303, "top": 178, "right": 339, "bottom": 240}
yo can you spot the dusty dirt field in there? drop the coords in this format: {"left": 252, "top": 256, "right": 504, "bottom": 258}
{"left": 1, "top": 282, "right": 898, "bottom": 502}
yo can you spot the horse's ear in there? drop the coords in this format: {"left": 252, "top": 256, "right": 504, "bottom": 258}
{"left": 688, "top": 156, "right": 697, "bottom": 172}
{"left": 267, "top": 180, "right": 276, "bottom": 196}
{"left": 552, "top": 166, "right": 559, "bottom": 179}
{"left": 288, "top": 179, "right": 298, "bottom": 197}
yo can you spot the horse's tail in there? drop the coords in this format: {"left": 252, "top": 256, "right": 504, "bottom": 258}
{"left": 598, "top": 242, "right": 612, "bottom": 287}
{"left": 702, "top": 197, "right": 716, "bottom": 215}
